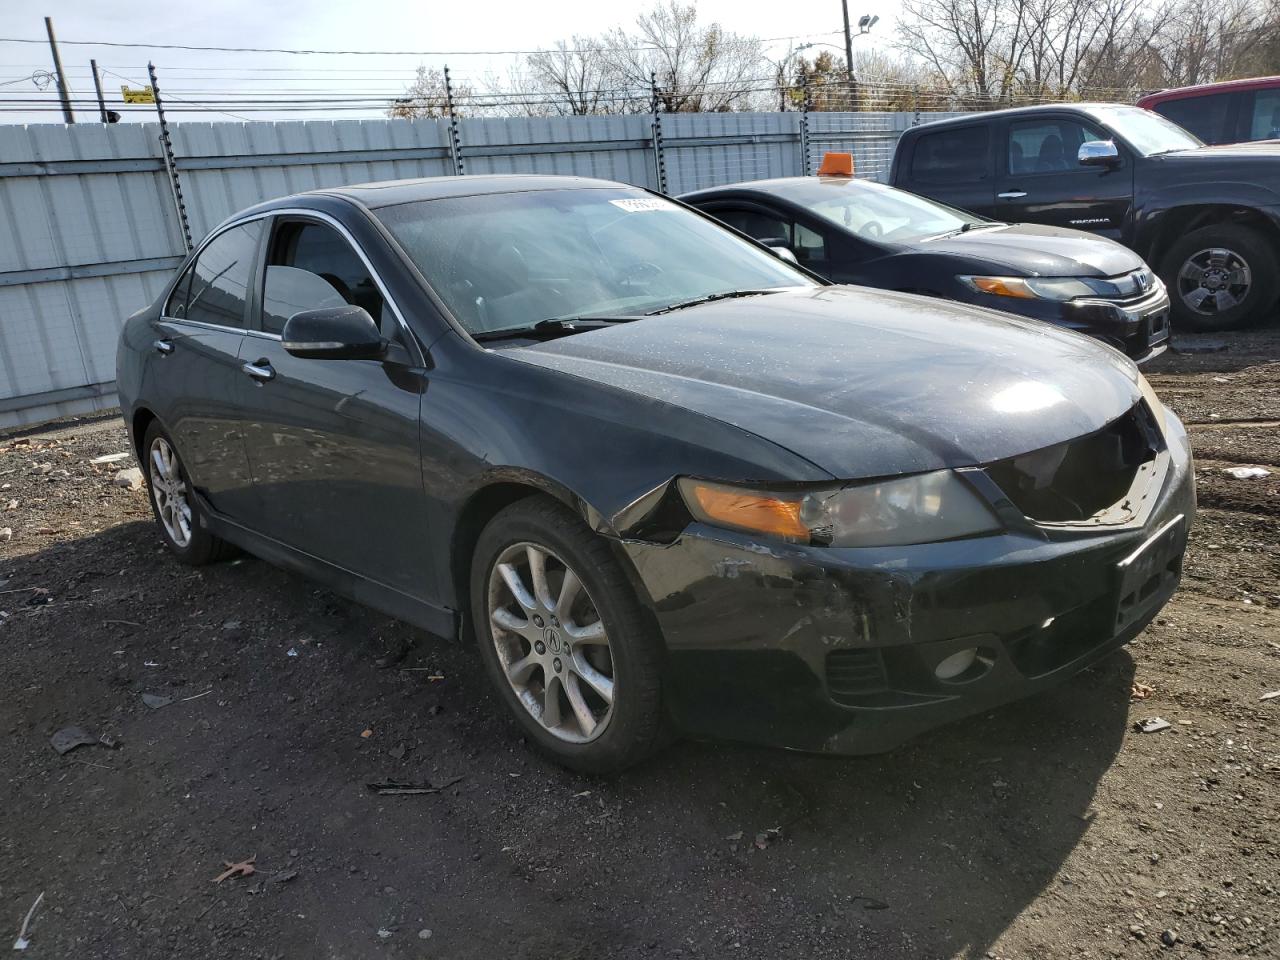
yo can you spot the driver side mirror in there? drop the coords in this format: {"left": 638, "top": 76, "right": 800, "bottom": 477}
{"left": 1078, "top": 140, "right": 1120, "bottom": 168}
{"left": 759, "top": 237, "right": 799, "bottom": 264}
{"left": 282, "top": 305, "right": 386, "bottom": 360}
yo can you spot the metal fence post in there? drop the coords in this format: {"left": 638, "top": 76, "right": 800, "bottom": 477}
{"left": 443, "top": 65, "right": 465, "bottom": 176}
{"left": 649, "top": 72, "right": 668, "bottom": 195}
{"left": 148, "top": 61, "right": 192, "bottom": 253}
{"left": 799, "top": 75, "right": 812, "bottom": 176}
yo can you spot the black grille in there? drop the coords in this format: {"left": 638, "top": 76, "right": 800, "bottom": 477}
{"left": 826, "top": 648, "right": 888, "bottom": 696}
{"left": 984, "top": 403, "right": 1163, "bottom": 524}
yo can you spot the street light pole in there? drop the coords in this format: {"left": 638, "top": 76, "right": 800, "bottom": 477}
{"left": 841, "top": 0, "right": 857, "bottom": 110}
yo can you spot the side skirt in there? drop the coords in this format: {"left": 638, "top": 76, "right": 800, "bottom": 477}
{"left": 194, "top": 492, "right": 458, "bottom": 640}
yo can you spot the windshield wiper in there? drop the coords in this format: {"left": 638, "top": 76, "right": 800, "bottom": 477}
{"left": 646, "top": 289, "right": 780, "bottom": 316}
{"left": 471, "top": 315, "right": 639, "bottom": 343}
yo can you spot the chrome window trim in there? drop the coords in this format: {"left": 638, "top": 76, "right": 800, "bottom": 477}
{"left": 157, "top": 207, "right": 416, "bottom": 355}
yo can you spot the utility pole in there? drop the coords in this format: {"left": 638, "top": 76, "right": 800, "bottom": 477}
{"left": 44, "top": 16, "right": 74, "bottom": 124}
{"left": 840, "top": 0, "right": 856, "bottom": 111}
{"left": 90, "top": 59, "right": 108, "bottom": 123}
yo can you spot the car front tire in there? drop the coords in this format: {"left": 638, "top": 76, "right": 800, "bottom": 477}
{"left": 1161, "top": 223, "right": 1279, "bottom": 332}
{"left": 141, "top": 420, "right": 234, "bottom": 566}
{"left": 470, "top": 495, "right": 668, "bottom": 773}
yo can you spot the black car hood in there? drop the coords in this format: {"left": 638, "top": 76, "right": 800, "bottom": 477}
{"left": 917, "top": 223, "right": 1144, "bottom": 276}
{"left": 505, "top": 287, "right": 1141, "bottom": 479}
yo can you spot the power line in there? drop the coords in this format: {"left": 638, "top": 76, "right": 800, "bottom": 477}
{"left": 0, "top": 30, "right": 846, "bottom": 57}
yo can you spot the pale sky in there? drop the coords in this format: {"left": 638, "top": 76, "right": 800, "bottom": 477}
{"left": 0, "top": 0, "right": 903, "bottom": 124}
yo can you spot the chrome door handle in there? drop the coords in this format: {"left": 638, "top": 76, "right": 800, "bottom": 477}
{"left": 998, "top": 191, "right": 1027, "bottom": 199}
{"left": 241, "top": 360, "right": 275, "bottom": 382}
{"left": 153, "top": 338, "right": 174, "bottom": 355}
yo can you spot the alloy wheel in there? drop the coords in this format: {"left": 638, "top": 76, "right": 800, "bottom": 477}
{"left": 486, "top": 542, "right": 615, "bottom": 743}
{"left": 148, "top": 436, "right": 193, "bottom": 548}
{"left": 1177, "top": 247, "right": 1252, "bottom": 316}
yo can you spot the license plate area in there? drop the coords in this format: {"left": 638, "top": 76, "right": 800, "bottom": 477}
{"left": 1115, "top": 514, "right": 1185, "bottom": 632}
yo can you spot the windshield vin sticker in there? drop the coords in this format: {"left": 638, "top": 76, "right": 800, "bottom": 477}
{"left": 609, "top": 198, "right": 670, "bottom": 212}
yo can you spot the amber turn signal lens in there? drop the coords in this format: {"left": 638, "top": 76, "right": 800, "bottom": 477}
{"left": 968, "top": 277, "right": 1036, "bottom": 299}
{"left": 686, "top": 483, "right": 810, "bottom": 540}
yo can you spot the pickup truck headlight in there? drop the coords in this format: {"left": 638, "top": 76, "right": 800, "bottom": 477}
{"left": 678, "top": 471, "right": 1001, "bottom": 547}
{"left": 959, "top": 275, "right": 1097, "bottom": 301}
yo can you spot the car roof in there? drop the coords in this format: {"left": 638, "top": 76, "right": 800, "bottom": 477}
{"left": 681, "top": 175, "right": 882, "bottom": 202}
{"left": 288, "top": 174, "right": 634, "bottom": 210}
{"left": 1137, "top": 75, "right": 1280, "bottom": 106}
{"left": 903, "top": 102, "right": 1138, "bottom": 134}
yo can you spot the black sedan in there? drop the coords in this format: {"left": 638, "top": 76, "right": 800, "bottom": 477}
{"left": 116, "top": 175, "right": 1193, "bottom": 773}
{"left": 682, "top": 171, "right": 1171, "bottom": 363}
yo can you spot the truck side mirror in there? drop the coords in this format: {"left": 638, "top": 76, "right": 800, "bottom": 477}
{"left": 1079, "top": 140, "right": 1120, "bottom": 167}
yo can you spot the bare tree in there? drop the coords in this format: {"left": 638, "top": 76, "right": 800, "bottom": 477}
{"left": 524, "top": 38, "right": 624, "bottom": 116}
{"left": 603, "top": 2, "right": 765, "bottom": 112}
{"left": 388, "top": 66, "right": 472, "bottom": 119}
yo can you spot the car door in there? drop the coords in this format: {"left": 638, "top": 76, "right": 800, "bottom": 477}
{"left": 236, "top": 213, "right": 432, "bottom": 596}
{"left": 899, "top": 123, "right": 996, "bottom": 218}
{"left": 150, "top": 220, "right": 262, "bottom": 521}
{"left": 995, "top": 115, "right": 1133, "bottom": 240}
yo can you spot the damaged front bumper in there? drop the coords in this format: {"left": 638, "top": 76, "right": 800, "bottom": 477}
{"left": 621, "top": 409, "right": 1195, "bottom": 754}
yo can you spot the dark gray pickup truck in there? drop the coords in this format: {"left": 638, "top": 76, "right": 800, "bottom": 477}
{"left": 890, "top": 103, "right": 1280, "bottom": 330}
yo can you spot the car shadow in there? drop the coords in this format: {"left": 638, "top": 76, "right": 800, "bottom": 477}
{"left": 1, "top": 519, "right": 1135, "bottom": 959}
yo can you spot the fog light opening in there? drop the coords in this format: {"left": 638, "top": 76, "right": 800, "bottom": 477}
{"left": 935, "top": 647, "right": 978, "bottom": 681}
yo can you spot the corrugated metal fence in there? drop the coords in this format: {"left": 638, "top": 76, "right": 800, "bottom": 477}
{"left": 0, "top": 109, "right": 963, "bottom": 427}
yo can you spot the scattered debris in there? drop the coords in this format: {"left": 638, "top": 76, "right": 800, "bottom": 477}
{"left": 142, "top": 693, "right": 173, "bottom": 710}
{"left": 418, "top": 929, "right": 433, "bottom": 940}
{"left": 1223, "top": 466, "right": 1271, "bottom": 480}
{"left": 4, "top": 499, "right": 16, "bottom": 511}
{"left": 376, "top": 928, "right": 393, "bottom": 940}
{"left": 1131, "top": 681, "right": 1155, "bottom": 701}
{"left": 1136, "top": 717, "right": 1172, "bottom": 734}
{"left": 1161, "top": 929, "right": 1178, "bottom": 947}
{"left": 851, "top": 895, "right": 890, "bottom": 910}
{"left": 267, "top": 868, "right": 298, "bottom": 884}
{"left": 1173, "top": 337, "right": 1228, "bottom": 354}
{"left": 286, "top": 647, "right": 299, "bottom": 658}
{"left": 90, "top": 452, "right": 130, "bottom": 464}
{"left": 753, "top": 826, "right": 782, "bottom": 850}
{"left": 11, "top": 891, "right": 44, "bottom": 951}
{"left": 212, "top": 856, "right": 256, "bottom": 884}
{"left": 49, "top": 726, "right": 108, "bottom": 756}
{"left": 102, "top": 619, "right": 141, "bottom": 628}
{"left": 360, "top": 728, "right": 373, "bottom": 739}
{"left": 365, "top": 775, "right": 464, "bottom": 796}
{"left": 113, "top": 467, "right": 144, "bottom": 490}
{"left": 724, "top": 830, "right": 744, "bottom": 842}
{"left": 143, "top": 660, "right": 160, "bottom": 667}
{"left": 1260, "top": 690, "right": 1280, "bottom": 702}
{"left": 0, "top": 528, "right": 11, "bottom": 542}
{"left": 181, "top": 689, "right": 213, "bottom": 702}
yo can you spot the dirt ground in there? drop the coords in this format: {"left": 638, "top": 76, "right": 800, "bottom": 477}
{"left": 2, "top": 331, "right": 1278, "bottom": 960}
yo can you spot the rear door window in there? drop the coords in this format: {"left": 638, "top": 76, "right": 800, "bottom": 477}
{"left": 184, "top": 221, "right": 263, "bottom": 329}
{"left": 1247, "top": 88, "right": 1280, "bottom": 141}
{"left": 1008, "top": 118, "right": 1110, "bottom": 174}
{"left": 262, "top": 221, "right": 385, "bottom": 335}
{"left": 909, "top": 126, "right": 989, "bottom": 183}
{"left": 1154, "top": 93, "right": 1237, "bottom": 144}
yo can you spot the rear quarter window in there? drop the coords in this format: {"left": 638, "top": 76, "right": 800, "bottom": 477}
{"left": 909, "top": 126, "right": 989, "bottom": 183}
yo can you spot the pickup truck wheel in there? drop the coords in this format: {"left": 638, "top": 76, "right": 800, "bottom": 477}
{"left": 1161, "top": 224, "right": 1278, "bottom": 331}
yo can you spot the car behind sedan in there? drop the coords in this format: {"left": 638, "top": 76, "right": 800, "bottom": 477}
{"left": 117, "top": 175, "right": 1194, "bottom": 773}
{"left": 682, "top": 167, "right": 1170, "bottom": 364}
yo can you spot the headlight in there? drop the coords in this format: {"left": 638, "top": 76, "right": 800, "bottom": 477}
{"left": 959, "top": 275, "right": 1097, "bottom": 301}
{"left": 678, "top": 471, "right": 1001, "bottom": 547}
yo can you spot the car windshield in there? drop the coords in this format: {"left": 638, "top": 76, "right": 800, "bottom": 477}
{"left": 762, "top": 178, "right": 987, "bottom": 243}
{"left": 1087, "top": 105, "right": 1203, "bottom": 156}
{"left": 375, "top": 187, "right": 813, "bottom": 335}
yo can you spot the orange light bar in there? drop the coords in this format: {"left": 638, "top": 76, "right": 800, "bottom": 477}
{"left": 817, "top": 152, "right": 854, "bottom": 176}
{"left": 687, "top": 483, "right": 810, "bottom": 540}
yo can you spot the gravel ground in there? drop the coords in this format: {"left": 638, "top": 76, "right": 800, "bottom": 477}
{"left": 1, "top": 331, "right": 1278, "bottom": 959}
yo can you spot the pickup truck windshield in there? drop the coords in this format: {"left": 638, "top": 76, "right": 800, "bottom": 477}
{"left": 1088, "top": 105, "right": 1203, "bottom": 156}
{"left": 375, "top": 188, "right": 813, "bottom": 335}
{"left": 763, "top": 178, "right": 985, "bottom": 243}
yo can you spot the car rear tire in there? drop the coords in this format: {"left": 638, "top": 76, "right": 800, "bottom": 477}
{"left": 141, "top": 420, "right": 234, "bottom": 566}
{"left": 1160, "top": 224, "right": 1278, "bottom": 332}
{"left": 470, "top": 495, "right": 668, "bottom": 773}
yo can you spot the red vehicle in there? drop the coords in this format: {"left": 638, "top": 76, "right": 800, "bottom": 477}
{"left": 1138, "top": 76, "right": 1280, "bottom": 145}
